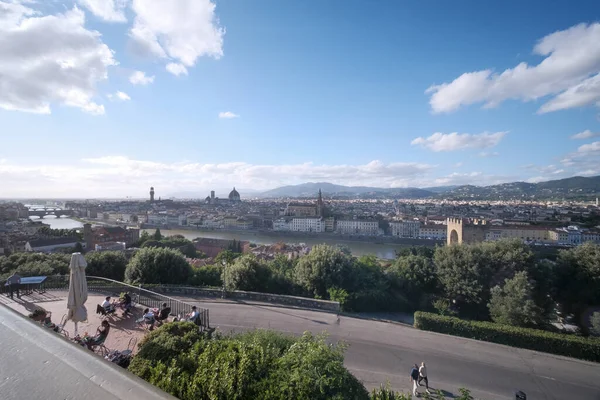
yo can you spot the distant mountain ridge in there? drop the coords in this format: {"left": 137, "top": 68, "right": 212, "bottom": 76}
{"left": 259, "top": 176, "right": 600, "bottom": 200}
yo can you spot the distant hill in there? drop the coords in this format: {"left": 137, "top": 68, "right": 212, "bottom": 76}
{"left": 258, "top": 176, "right": 600, "bottom": 200}
{"left": 442, "top": 175, "right": 600, "bottom": 200}
{"left": 259, "top": 182, "right": 435, "bottom": 199}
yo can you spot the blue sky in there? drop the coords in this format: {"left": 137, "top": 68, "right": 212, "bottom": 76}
{"left": 1, "top": 0, "right": 600, "bottom": 198}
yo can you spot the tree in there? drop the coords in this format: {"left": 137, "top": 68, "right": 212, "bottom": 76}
{"left": 85, "top": 251, "right": 128, "bottom": 281}
{"left": 294, "top": 245, "right": 354, "bottom": 299}
{"left": 591, "top": 312, "right": 600, "bottom": 337}
{"left": 153, "top": 228, "right": 162, "bottom": 241}
{"left": 554, "top": 242, "right": 600, "bottom": 329}
{"left": 488, "top": 271, "right": 544, "bottom": 328}
{"left": 434, "top": 239, "right": 536, "bottom": 320}
{"left": 125, "top": 247, "right": 192, "bottom": 284}
{"left": 389, "top": 254, "right": 439, "bottom": 311}
{"left": 137, "top": 230, "right": 150, "bottom": 247}
{"left": 222, "top": 254, "right": 271, "bottom": 292}
{"left": 215, "top": 249, "right": 239, "bottom": 266}
{"left": 188, "top": 264, "right": 223, "bottom": 287}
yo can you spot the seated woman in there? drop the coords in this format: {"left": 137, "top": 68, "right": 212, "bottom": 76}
{"left": 83, "top": 320, "right": 110, "bottom": 351}
{"left": 155, "top": 303, "right": 171, "bottom": 325}
{"left": 137, "top": 308, "right": 155, "bottom": 331}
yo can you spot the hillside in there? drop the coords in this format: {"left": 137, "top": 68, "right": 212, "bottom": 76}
{"left": 258, "top": 182, "right": 435, "bottom": 199}
{"left": 258, "top": 176, "right": 600, "bottom": 200}
{"left": 443, "top": 175, "right": 600, "bottom": 200}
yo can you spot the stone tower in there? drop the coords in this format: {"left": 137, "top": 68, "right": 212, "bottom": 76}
{"left": 317, "top": 189, "right": 324, "bottom": 217}
{"left": 150, "top": 187, "right": 155, "bottom": 202}
{"left": 446, "top": 218, "right": 488, "bottom": 245}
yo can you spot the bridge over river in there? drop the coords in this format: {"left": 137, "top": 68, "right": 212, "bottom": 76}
{"left": 27, "top": 208, "right": 75, "bottom": 218}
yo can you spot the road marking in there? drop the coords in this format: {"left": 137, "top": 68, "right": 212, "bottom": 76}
{"left": 538, "top": 375, "right": 556, "bottom": 381}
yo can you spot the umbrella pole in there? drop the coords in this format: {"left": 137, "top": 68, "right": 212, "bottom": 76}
{"left": 74, "top": 321, "right": 78, "bottom": 336}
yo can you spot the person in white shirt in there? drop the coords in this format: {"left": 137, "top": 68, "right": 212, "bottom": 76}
{"left": 142, "top": 308, "right": 155, "bottom": 330}
{"left": 187, "top": 306, "right": 199, "bottom": 323}
{"left": 101, "top": 296, "right": 115, "bottom": 313}
{"left": 418, "top": 361, "right": 430, "bottom": 393}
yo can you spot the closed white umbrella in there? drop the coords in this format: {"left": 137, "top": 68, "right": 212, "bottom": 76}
{"left": 66, "top": 253, "right": 88, "bottom": 335}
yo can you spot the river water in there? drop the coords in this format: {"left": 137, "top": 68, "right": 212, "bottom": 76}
{"left": 30, "top": 215, "right": 418, "bottom": 259}
{"left": 141, "top": 228, "right": 416, "bottom": 259}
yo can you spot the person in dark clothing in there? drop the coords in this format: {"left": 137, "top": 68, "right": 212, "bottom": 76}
{"left": 156, "top": 303, "right": 171, "bottom": 325}
{"left": 6, "top": 273, "right": 21, "bottom": 300}
{"left": 410, "top": 363, "right": 420, "bottom": 397}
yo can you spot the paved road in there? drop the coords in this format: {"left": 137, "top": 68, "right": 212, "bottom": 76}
{"left": 178, "top": 298, "right": 600, "bottom": 400}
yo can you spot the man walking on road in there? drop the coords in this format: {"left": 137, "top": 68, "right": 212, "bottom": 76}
{"left": 6, "top": 272, "right": 21, "bottom": 300}
{"left": 418, "top": 361, "right": 430, "bottom": 394}
{"left": 410, "top": 363, "right": 420, "bottom": 397}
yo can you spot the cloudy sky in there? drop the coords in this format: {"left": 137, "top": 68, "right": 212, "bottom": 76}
{"left": 1, "top": 0, "right": 600, "bottom": 198}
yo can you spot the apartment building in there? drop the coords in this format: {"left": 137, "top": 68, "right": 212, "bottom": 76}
{"left": 419, "top": 223, "right": 447, "bottom": 240}
{"left": 389, "top": 220, "right": 420, "bottom": 238}
{"left": 290, "top": 217, "right": 325, "bottom": 233}
{"left": 336, "top": 219, "right": 380, "bottom": 235}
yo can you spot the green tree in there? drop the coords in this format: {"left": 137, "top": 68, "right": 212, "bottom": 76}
{"left": 215, "top": 249, "right": 239, "bottom": 266}
{"left": 188, "top": 264, "right": 223, "bottom": 287}
{"left": 392, "top": 254, "right": 438, "bottom": 309}
{"left": 294, "top": 245, "right": 355, "bottom": 299}
{"left": 125, "top": 247, "right": 192, "bottom": 284}
{"left": 488, "top": 271, "right": 544, "bottom": 327}
{"left": 591, "top": 312, "right": 600, "bottom": 337}
{"left": 153, "top": 228, "right": 162, "bottom": 241}
{"left": 137, "top": 230, "right": 150, "bottom": 247}
{"left": 85, "top": 251, "right": 128, "bottom": 281}
{"left": 434, "top": 239, "right": 536, "bottom": 320}
{"left": 222, "top": 254, "right": 271, "bottom": 292}
{"left": 554, "top": 242, "right": 600, "bottom": 330}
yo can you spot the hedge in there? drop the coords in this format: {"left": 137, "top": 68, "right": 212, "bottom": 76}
{"left": 414, "top": 311, "right": 600, "bottom": 363}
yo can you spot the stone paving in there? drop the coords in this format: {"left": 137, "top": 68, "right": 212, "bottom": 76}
{"left": 1, "top": 290, "right": 150, "bottom": 355}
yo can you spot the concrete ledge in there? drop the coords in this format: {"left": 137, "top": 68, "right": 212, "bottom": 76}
{"left": 0, "top": 304, "right": 175, "bottom": 400}
{"left": 149, "top": 285, "right": 341, "bottom": 313}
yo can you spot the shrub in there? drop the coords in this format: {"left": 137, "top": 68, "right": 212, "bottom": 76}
{"left": 414, "top": 311, "right": 600, "bottom": 362}
{"left": 188, "top": 264, "right": 223, "bottom": 287}
{"left": 125, "top": 247, "right": 192, "bottom": 285}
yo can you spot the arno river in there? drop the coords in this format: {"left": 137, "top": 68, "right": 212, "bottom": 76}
{"left": 33, "top": 216, "right": 429, "bottom": 259}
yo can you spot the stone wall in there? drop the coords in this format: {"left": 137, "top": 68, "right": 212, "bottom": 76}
{"left": 149, "top": 285, "right": 340, "bottom": 313}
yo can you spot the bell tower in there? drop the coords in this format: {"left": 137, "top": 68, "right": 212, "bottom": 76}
{"left": 150, "top": 187, "right": 155, "bottom": 202}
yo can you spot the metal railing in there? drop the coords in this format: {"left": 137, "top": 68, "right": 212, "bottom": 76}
{"left": 11, "top": 275, "right": 210, "bottom": 330}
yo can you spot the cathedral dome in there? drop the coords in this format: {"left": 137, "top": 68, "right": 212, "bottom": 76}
{"left": 228, "top": 187, "right": 241, "bottom": 201}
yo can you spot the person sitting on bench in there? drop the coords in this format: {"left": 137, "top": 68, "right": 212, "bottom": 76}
{"left": 187, "top": 306, "right": 200, "bottom": 323}
{"left": 141, "top": 308, "right": 155, "bottom": 330}
{"left": 156, "top": 303, "right": 171, "bottom": 325}
{"left": 101, "top": 296, "right": 116, "bottom": 313}
{"left": 83, "top": 320, "right": 110, "bottom": 351}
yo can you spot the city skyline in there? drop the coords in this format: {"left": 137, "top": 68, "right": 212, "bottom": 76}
{"left": 1, "top": 0, "right": 600, "bottom": 197}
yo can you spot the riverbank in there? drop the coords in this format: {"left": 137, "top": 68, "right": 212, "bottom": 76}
{"left": 141, "top": 224, "right": 443, "bottom": 247}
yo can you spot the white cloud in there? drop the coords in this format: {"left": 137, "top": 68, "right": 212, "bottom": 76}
{"left": 219, "top": 111, "right": 239, "bottom": 119}
{"left": 129, "top": 0, "right": 224, "bottom": 71}
{"left": 453, "top": 162, "right": 463, "bottom": 168}
{"left": 78, "top": 0, "right": 127, "bottom": 23}
{"left": 411, "top": 131, "right": 507, "bottom": 152}
{"left": 570, "top": 129, "right": 600, "bottom": 140}
{"left": 166, "top": 62, "right": 188, "bottom": 76}
{"left": 427, "top": 22, "right": 600, "bottom": 113}
{"left": 108, "top": 91, "right": 130, "bottom": 101}
{"left": 0, "top": 2, "right": 116, "bottom": 115}
{"left": 478, "top": 151, "right": 499, "bottom": 158}
{"left": 578, "top": 141, "right": 600, "bottom": 153}
{"left": 129, "top": 70, "right": 154, "bottom": 85}
{"left": 0, "top": 157, "right": 437, "bottom": 197}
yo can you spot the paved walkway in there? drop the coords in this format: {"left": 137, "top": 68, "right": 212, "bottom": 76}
{"left": 2, "top": 291, "right": 146, "bottom": 354}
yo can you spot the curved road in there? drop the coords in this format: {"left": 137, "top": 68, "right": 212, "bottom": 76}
{"left": 176, "top": 297, "right": 600, "bottom": 400}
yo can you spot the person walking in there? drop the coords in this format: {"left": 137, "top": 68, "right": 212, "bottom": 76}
{"left": 6, "top": 272, "right": 21, "bottom": 300}
{"left": 410, "top": 363, "right": 420, "bottom": 397}
{"left": 418, "top": 361, "right": 430, "bottom": 394}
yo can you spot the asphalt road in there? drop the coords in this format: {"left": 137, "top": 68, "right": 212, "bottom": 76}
{"left": 177, "top": 298, "right": 600, "bottom": 400}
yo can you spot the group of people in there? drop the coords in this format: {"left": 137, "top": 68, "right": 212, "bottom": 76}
{"left": 138, "top": 304, "right": 200, "bottom": 330}
{"left": 101, "top": 293, "right": 132, "bottom": 316}
{"left": 410, "top": 362, "right": 430, "bottom": 397}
